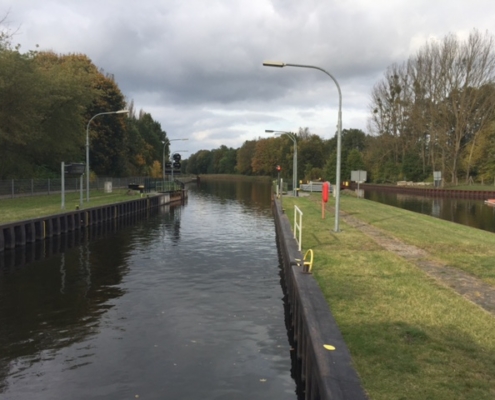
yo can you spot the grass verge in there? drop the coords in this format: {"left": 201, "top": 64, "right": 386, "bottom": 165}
{"left": 335, "top": 194, "right": 495, "bottom": 286}
{"left": 282, "top": 194, "right": 495, "bottom": 400}
{"left": 366, "top": 183, "right": 495, "bottom": 191}
{"left": 444, "top": 183, "right": 495, "bottom": 191}
{"left": 0, "top": 190, "right": 143, "bottom": 224}
{"left": 199, "top": 174, "right": 272, "bottom": 182}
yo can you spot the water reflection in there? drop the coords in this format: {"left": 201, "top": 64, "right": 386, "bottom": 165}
{"left": 0, "top": 207, "right": 174, "bottom": 395}
{"left": 0, "top": 181, "right": 297, "bottom": 400}
{"left": 364, "top": 190, "right": 495, "bottom": 233}
{"left": 0, "top": 210, "right": 166, "bottom": 272}
{"left": 198, "top": 179, "right": 273, "bottom": 214}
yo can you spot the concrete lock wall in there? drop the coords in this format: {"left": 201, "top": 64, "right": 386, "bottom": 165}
{"left": 272, "top": 198, "right": 368, "bottom": 400}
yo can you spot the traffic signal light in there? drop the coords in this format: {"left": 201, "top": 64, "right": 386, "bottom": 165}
{"left": 276, "top": 165, "right": 281, "bottom": 172}
{"left": 172, "top": 153, "right": 181, "bottom": 174}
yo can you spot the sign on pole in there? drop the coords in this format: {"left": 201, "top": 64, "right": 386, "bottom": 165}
{"left": 351, "top": 170, "right": 367, "bottom": 196}
{"left": 64, "top": 163, "right": 85, "bottom": 208}
{"left": 434, "top": 171, "right": 442, "bottom": 188}
{"left": 351, "top": 170, "right": 367, "bottom": 183}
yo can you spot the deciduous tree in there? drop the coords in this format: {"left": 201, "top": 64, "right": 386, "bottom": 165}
{"left": 369, "top": 30, "right": 495, "bottom": 184}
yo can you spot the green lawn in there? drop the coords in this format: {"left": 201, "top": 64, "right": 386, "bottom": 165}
{"left": 333, "top": 195, "right": 495, "bottom": 286}
{"left": 367, "top": 183, "right": 495, "bottom": 191}
{"left": 282, "top": 194, "right": 495, "bottom": 400}
{"left": 444, "top": 183, "right": 495, "bottom": 191}
{"left": 0, "top": 190, "right": 143, "bottom": 224}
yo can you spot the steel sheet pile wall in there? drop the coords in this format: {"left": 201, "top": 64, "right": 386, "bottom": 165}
{"left": 361, "top": 184, "right": 495, "bottom": 199}
{"left": 0, "top": 193, "right": 173, "bottom": 252}
{"left": 0, "top": 207, "right": 168, "bottom": 271}
{"left": 272, "top": 199, "right": 368, "bottom": 400}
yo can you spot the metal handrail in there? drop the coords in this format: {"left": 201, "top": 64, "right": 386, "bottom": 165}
{"left": 294, "top": 205, "right": 303, "bottom": 251}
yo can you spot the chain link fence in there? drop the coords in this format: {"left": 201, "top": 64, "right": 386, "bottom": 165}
{"left": 0, "top": 177, "right": 148, "bottom": 199}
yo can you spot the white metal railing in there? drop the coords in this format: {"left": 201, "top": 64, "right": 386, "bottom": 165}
{"left": 299, "top": 181, "right": 324, "bottom": 192}
{"left": 294, "top": 205, "right": 303, "bottom": 251}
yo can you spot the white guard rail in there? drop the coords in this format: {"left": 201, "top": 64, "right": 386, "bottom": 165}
{"left": 294, "top": 205, "right": 303, "bottom": 251}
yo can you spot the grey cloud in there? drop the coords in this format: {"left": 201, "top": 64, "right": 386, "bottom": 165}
{"left": 4, "top": 0, "right": 494, "bottom": 153}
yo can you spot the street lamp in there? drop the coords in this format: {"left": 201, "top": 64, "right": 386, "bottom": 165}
{"left": 265, "top": 130, "right": 297, "bottom": 196}
{"left": 161, "top": 132, "right": 172, "bottom": 180}
{"left": 85, "top": 109, "right": 129, "bottom": 202}
{"left": 263, "top": 61, "right": 343, "bottom": 232}
{"left": 162, "top": 140, "right": 167, "bottom": 180}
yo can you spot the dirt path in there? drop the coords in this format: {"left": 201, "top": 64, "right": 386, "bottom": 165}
{"left": 338, "top": 210, "right": 495, "bottom": 317}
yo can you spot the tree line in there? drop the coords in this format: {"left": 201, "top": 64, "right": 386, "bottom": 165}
{"left": 187, "top": 30, "right": 495, "bottom": 186}
{"left": 184, "top": 127, "right": 367, "bottom": 183}
{"left": 0, "top": 25, "right": 168, "bottom": 180}
{"left": 2, "top": 22, "right": 495, "bottom": 185}
{"left": 368, "top": 29, "right": 495, "bottom": 184}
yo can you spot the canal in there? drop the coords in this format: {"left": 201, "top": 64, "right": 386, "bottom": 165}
{"left": 364, "top": 189, "right": 495, "bottom": 233}
{"left": 0, "top": 180, "right": 300, "bottom": 400}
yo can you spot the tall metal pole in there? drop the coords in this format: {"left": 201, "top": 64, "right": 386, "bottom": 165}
{"left": 85, "top": 110, "right": 129, "bottom": 202}
{"left": 162, "top": 141, "right": 166, "bottom": 180}
{"left": 61, "top": 162, "right": 65, "bottom": 210}
{"left": 171, "top": 157, "right": 174, "bottom": 183}
{"left": 263, "top": 61, "right": 342, "bottom": 232}
{"left": 80, "top": 174, "right": 83, "bottom": 208}
{"left": 286, "top": 132, "right": 297, "bottom": 197}
{"left": 266, "top": 130, "right": 298, "bottom": 197}
{"left": 293, "top": 134, "right": 298, "bottom": 196}
{"left": 162, "top": 133, "right": 170, "bottom": 181}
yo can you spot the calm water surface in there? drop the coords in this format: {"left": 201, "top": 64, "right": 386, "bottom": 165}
{"left": 0, "top": 180, "right": 298, "bottom": 399}
{"left": 364, "top": 189, "right": 495, "bottom": 233}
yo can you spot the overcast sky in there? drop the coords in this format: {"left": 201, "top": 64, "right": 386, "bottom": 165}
{"left": 2, "top": 0, "right": 494, "bottom": 155}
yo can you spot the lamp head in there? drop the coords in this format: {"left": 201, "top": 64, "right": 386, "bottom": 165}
{"left": 263, "top": 61, "right": 285, "bottom": 68}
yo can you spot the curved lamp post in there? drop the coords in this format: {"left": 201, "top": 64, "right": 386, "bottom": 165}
{"left": 161, "top": 136, "right": 170, "bottom": 180}
{"left": 86, "top": 109, "right": 129, "bottom": 202}
{"left": 265, "top": 130, "right": 297, "bottom": 196}
{"left": 263, "top": 61, "right": 343, "bottom": 232}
